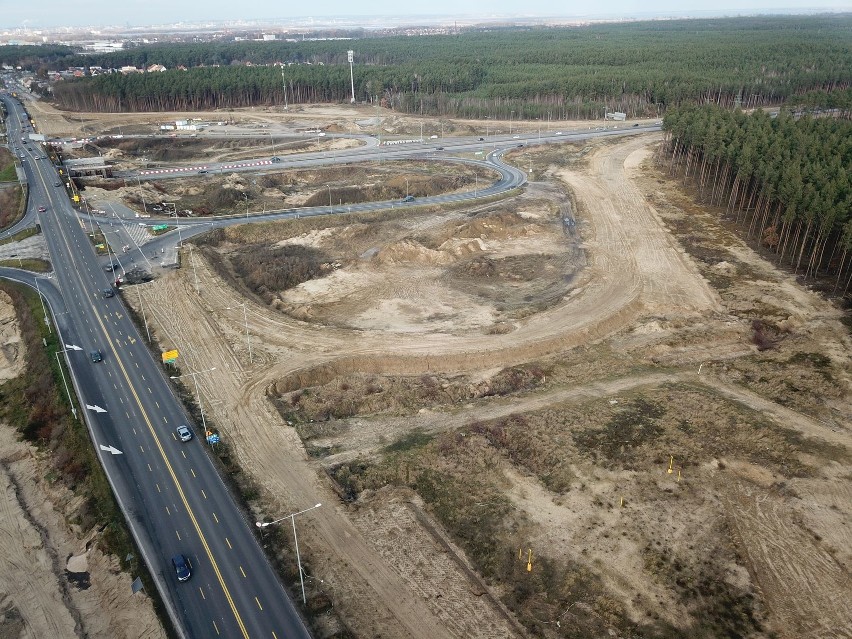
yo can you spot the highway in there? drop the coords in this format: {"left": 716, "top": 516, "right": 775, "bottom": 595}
{"left": 2, "top": 95, "right": 312, "bottom": 639}
{"left": 2, "top": 90, "right": 661, "bottom": 638}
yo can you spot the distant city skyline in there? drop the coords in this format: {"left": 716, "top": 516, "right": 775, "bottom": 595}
{"left": 1, "top": 1, "right": 849, "bottom": 31}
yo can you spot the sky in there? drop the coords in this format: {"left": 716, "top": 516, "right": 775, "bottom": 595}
{"left": 2, "top": 0, "right": 849, "bottom": 29}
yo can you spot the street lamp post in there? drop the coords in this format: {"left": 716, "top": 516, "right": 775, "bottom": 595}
{"left": 135, "top": 177, "right": 148, "bottom": 214}
{"left": 34, "top": 274, "right": 52, "bottom": 333}
{"left": 225, "top": 303, "right": 252, "bottom": 363}
{"left": 256, "top": 503, "right": 322, "bottom": 605}
{"left": 187, "top": 244, "right": 199, "bottom": 293}
{"left": 164, "top": 203, "right": 182, "bottom": 247}
{"left": 54, "top": 344, "right": 82, "bottom": 420}
{"left": 170, "top": 367, "right": 216, "bottom": 433}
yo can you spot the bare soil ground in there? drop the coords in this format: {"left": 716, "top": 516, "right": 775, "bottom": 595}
{"left": 17, "top": 97, "right": 852, "bottom": 639}
{"left": 122, "top": 133, "right": 851, "bottom": 639}
{"left": 80, "top": 160, "right": 490, "bottom": 219}
{"left": 0, "top": 291, "right": 166, "bottom": 639}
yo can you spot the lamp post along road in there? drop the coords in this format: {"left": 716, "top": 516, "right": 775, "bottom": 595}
{"left": 256, "top": 503, "right": 322, "bottom": 605}
{"left": 54, "top": 345, "right": 81, "bottom": 420}
{"left": 226, "top": 304, "right": 253, "bottom": 363}
{"left": 34, "top": 275, "right": 52, "bottom": 333}
{"left": 170, "top": 367, "right": 216, "bottom": 433}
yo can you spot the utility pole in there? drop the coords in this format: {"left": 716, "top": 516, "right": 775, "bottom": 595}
{"left": 280, "top": 64, "right": 288, "bottom": 110}
{"left": 347, "top": 51, "right": 355, "bottom": 104}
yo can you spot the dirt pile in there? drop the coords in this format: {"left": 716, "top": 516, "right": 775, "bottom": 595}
{"left": 0, "top": 291, "right": 24, "bottom": 382}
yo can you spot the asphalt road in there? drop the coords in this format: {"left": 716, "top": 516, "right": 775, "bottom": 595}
{"left": 2, "top": 90, "right": 662, "bottom": 638}
{"left": 2, "top": 94, "right": 311, "bottom": 639}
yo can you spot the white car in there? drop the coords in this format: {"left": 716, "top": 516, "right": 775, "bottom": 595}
{"left": 177, "top": 425, "right": 193, "bottom": 442}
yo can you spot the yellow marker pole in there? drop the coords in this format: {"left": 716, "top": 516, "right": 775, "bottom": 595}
{"left": 518, "top": 547, "right": 522, "bottom": 560}
{"left": 620, "top": 496, "right": 624, "bottom": 507}
{"left": 677, "top": 469, "right": 681, "bottom": 482}
{"left": 667, "top": 456, "right": 674, "bottom": 474}
{"left": 527, "top": 549, "right": 533, "bottom": 572}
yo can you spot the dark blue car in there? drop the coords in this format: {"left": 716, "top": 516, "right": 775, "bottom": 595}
{"left": 171, "top": 554, "right": 191, "bottom": 582}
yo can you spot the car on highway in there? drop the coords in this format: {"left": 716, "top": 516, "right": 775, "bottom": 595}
{"left": 555, "top": 131, "right": 563, "bottom": 135}
{"left": 37, "top": 205, "right": 46, "bottom": 212}
{"left": 54, "top": 181, "right": 61, "bottom": 187}
{"left": 197, "top": 169, "right": 209, "bottom": 174}
{"left": 271, "top": 156, "right": 282, "bottom": 162}
{"left": 104, "top": 263, "right": 118, "bottom": 272}
{"left": 101, "top": 288, "right": 114, "bottom": 298}
{"left": 176, "top": 425, "right": 193, "bottom": 442}
{"left": 436, "top": 147, "right": 444, "bottom": 151}
{"left": 90, "top": 350, "right": 103, "bottom": 363}
{"left": 478, "top": 137, "right": 484, "bottom": 141}
{"left": 171, "top": 554, "right": 191, "bottom": 582}
{"left": 513, "top": 135, "right": 520, "bottom": 139}
{"left": 402, "top": 195, "right": 415, "bottom": 203}
{"left": 517, "top": 144, "right": 524, "bottom": 147}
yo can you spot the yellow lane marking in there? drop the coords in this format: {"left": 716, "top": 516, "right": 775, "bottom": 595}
{"left": 49, "top": 223, "right": 251, "bottom": 637}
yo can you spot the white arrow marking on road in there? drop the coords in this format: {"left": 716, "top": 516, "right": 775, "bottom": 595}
{"left": 86, "top": 404, "right": 107, "bottom": 413}
{"left": 99, "top": 444, "right": 123, "bottom": 455}
{"left": 65, "top": 344, "right": 83, "bottom": 351}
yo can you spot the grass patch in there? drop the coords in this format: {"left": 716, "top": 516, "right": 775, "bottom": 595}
{"left": 574, "top": 397, "right": 666, "bottom": 467}
{"left": 0, "top": 226, "right": 38, "bottom": 245}
{"left": 0, "top": 258, "right": 50, "bottom": 271}
{"left": 0, "top": 183, "right": 24, "bottom": 230}
{"left": 0, "top": 164, "right": 17, "bottom": 182}
{"left": 383, "top": 428, "right": 434, "bottom": 453}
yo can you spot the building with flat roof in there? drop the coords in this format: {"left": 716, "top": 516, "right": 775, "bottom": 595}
{"left": 64, "top": 157, "right": 112, "bottom": 178}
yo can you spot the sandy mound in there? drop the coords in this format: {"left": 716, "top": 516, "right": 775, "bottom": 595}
{"left": 0, "top": 291, "right": 24, "bottom": 382}
{"left": 374, "top": 240, "right": 449, "bottom": 266}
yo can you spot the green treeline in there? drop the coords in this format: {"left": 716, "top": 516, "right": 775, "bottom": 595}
{"left": 0, "top": 44, "right": 76, "bottom": 69}
{"left": 660, "top": 100, "right": 852, "bottom": 290}
{"left": 48, "top": 15, "right": 852, "bottom": 117}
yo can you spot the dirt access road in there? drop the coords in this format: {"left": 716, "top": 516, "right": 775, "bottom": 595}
{"left": 126, "top": 134, "right": 732, "bottom": 637}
